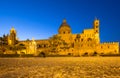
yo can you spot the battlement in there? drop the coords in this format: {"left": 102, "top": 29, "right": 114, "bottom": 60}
{"left": 101, "top": 42, "right": 119, "bottom": 44}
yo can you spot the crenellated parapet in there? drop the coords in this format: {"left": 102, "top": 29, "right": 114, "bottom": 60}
{"left": 96, "top": 42, "right": 120, "bottom": 54}
{"left": 101, "top": 42, "right": 119, "bottom": 44}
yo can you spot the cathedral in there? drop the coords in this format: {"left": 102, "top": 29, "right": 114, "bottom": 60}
{"left": 1, "top": 18, "right": 119, "bottom": 56}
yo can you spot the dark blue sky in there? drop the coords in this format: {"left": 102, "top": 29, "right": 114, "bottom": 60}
{"left": 0, "top": 0, "right": 120, "bottom": 42}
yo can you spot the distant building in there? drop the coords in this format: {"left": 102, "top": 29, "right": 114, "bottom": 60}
{"left": 1, "top": 18, "right": 119, "bottom": 56}
{"left": 8, "top": 27, "right": 18, "bottom": 45}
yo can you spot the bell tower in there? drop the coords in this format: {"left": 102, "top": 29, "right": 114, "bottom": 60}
{"left": 93, "top": 18, "right": 100, "bottom": 43}
{"left": 8, "top": 27, "right": 17, "bottom": 45}
{"left": 93, "top": 18, "right": 100, "bottom": 34}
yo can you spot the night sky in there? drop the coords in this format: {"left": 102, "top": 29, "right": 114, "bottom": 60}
{"left": 0, "top": 0, "right": 120, "bottom": 43}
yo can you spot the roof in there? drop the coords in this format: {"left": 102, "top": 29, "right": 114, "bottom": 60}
{"left": 10, "top": 27, "right": 16, "bottom": 32}
{"left": 59, "top": 19, "right": 71, "bottom": 29}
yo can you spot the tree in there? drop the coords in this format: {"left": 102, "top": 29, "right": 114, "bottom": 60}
{"left": 49, "top": 35, "right": 70, "bottom": 55}
{"left": 49, "top": 35, "right": 63, "bottom": 54}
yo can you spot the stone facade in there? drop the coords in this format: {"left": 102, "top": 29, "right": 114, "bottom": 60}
{"left": 6, "top": 19, "right": 120, "bottom": 56}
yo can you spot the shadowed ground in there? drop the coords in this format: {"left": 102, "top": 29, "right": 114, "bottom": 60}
{"left": 0, "top": 57, "right": 120, "bottom": 78}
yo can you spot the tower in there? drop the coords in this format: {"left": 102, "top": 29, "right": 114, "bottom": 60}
{"left": 93, "top": 18, "right": 100, "bottom": 43}
{"left": 8, "top": 27, "right": 17, "bottom": 45}
{"left": 93, "top": 18, "right": 100, "bottom": 33}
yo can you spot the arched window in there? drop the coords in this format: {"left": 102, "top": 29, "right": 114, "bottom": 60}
{"left": 87, "top": 38, "right": 92, "bottom": 41}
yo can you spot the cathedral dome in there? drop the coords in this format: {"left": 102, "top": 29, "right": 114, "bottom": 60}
{"left": 58, "top": 19, "right": 71, "bottom": 34}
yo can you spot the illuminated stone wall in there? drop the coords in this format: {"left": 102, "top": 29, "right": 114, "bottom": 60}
{"left": 18, "top": 19, "right": 119, "bottom": 56}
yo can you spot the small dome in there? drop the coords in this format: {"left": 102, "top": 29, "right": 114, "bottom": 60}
{"left": 58, "top": 19, "right": 71, "bottom": 34}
